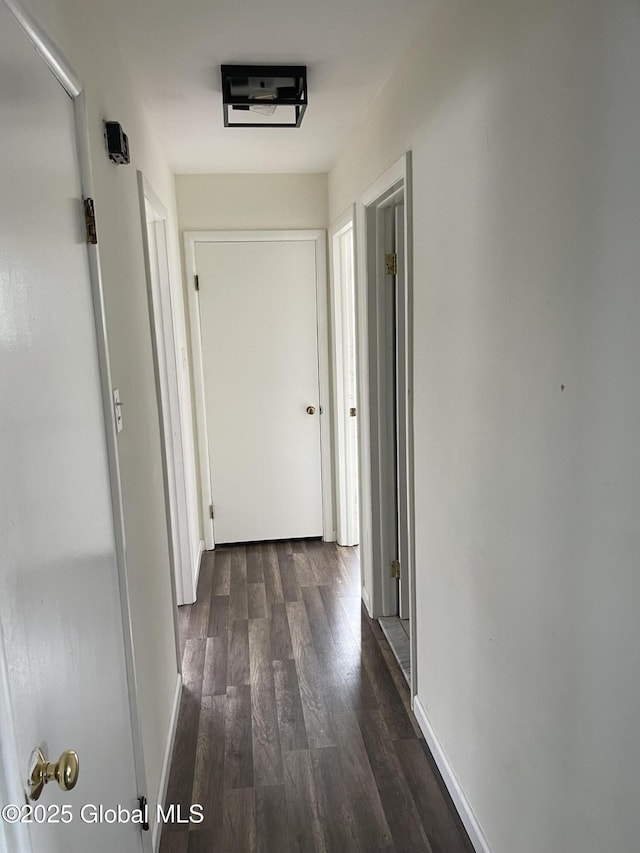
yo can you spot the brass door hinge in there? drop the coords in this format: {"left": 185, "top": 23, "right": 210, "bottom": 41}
{"left": 209, "top": 504, "right": 215, "bottom": 519}
{"left": 390, "top": 559, "right": 400, "bottom": 579}
{"left": 195, "top": 274, "right": 200, "bottom": 291}
{"left": 84, "top": 198, "right": 97, "bottom": 244}
{"left": 385, "top": 252, "right": 397, "bottom": 276}
{"left": 349, "top": 407, "right": 357, "bottom": 417}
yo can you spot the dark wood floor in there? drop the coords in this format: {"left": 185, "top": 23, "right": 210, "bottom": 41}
{"left": 159, "top": 540, "right": 474, "bottom": 853}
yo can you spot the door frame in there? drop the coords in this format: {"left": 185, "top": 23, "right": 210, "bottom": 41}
{"left": 0, "top": 2, "right": 151, "bottom": 849}
{"left": 137, "top": 173, "right": 199, "bottom": 606}
{"left": 355, "top": 153, "right": 418, "bottom": 700}
{"left": 329, "top": 207, "right": 360, "bottom": 546}
{"left": 184, "top": 229, "right": 335, "bottom": 548}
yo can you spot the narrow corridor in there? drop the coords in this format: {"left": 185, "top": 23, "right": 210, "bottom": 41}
{"left": 159, "top": 540, "right": 473, "bottom": 852}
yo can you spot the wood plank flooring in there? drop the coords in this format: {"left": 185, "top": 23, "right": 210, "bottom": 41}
{"left": 159, "top": 540, "right": 474, "bottom": 853}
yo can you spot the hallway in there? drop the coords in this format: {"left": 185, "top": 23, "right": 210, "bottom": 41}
{"left": 159, "top": 541, "right": 473, "bottom": 852}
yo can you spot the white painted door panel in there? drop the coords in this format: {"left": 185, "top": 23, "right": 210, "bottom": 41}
{"left": 197, "top": 240, "right": 323, "bottom": 543}
{"left": 0, "top": 5, "right": 141, "bottom": 851}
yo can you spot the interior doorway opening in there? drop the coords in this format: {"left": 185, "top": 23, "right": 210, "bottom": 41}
{"left": 356, "top": 153, "right": 416, "bottom": 695}
{"left": 138, "top": 173, "right": 197, "bottom": 609}
{"left": 330, "top": 212, "right": 360, "bottom": 547}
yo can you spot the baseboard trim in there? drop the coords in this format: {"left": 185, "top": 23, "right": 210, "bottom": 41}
{"left": 193, "top": 539, "right": 205, "bottom": 592}
{"left": 152, "top": 673, "right": 182, "bottom": 852}
{"left": 413, "top": 696, "right": 492, "bottom": 853}
{"left": 361, "top": 584, "right": 373, "bottom": 617}
{"left": 182, "top": 539, "right": 205, "bottom": 605}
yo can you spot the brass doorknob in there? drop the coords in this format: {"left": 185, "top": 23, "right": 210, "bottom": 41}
{"left": 306, "top": 406, "right": 316, "bottom": 415}
{"left": 28, "top": 747, "right": 79, "bottom": 801}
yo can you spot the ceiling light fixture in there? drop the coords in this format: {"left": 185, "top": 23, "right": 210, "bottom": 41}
{"left": 221, "top": 65, "right": 308, "bottom": 128}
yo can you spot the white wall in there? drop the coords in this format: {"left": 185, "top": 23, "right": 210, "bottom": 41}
{"left": 176, "top": 172, "right": 328, "bottom": 231}
{"left": 175, "top": 172, "right": 329, "bottom": 534}
{"left": 19, "top": 0, "right": 183, "bottom": 830}
{"left": 330, "top": 1, "right": 640, "bottom": 851}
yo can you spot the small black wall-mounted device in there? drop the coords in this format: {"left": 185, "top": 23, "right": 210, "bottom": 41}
{"left": 104, "top": 121, "right": 130, "bottom": 165}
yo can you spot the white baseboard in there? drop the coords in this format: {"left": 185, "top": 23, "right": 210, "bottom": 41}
{"left": 152, "top": 673, "right": 183, "bottom": 852}
{"left": 193, "top": 539, "right": 205, "bottom": 589}
{"left": 361, "top": 584, "right": 373, "bottom": 617}
{"left": 413, "top": 696, "right": 492, "bottom": 853}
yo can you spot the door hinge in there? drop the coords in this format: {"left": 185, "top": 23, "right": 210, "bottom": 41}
{"left": 385, "top": 252, "right": 397, "bottom": 276}
{"left": 83, "top": 198, "right": 97, "bottom": 245}
{"left": 390, "top": 559, "right": 401, "bottom": 579}
{"left": 349, "top": 407, "right": 357, "bottom": 417}
{"left": 195, "top": 274, "right": 200, "bottom": 291}
{"left": 209, "top": 504, "right": 215, "bottom": 519}
{"left": 138, "top": 796, "right": 149, "bottom": 831}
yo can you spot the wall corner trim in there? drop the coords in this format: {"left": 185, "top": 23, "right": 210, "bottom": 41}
{"left": 413, "top": 696, "right": 493, "bottom": 853}
{"left": 152, "top": 673, "right": 182, "bottom": 852}
{"left": 192, "top": 539, "right": 205, "bottom": 600}
{"left": 361, "top": 584, "right": 373, "bottom": 618}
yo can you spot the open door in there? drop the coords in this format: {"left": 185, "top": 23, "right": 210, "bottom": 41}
{"left": 0, "top": 3, "right": 146, "bottom": 850}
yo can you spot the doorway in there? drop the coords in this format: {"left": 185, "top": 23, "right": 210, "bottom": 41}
{"left": 138, "top": 173, "right": 199, "bottom": 606}
{"left": 184, "top": 230, "right": 334, "bottom": 548}
{"left": 330, "top": 210, "right": 360, "bottom": 547}
{"left": 0, "top": 2, "right": 147, "bottom": 850}
{"left": 356, "top": 154, "right": 416, "bottom": 695}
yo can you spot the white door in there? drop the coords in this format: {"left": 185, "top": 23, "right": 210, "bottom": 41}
{"left": 0, "top": 4, "right": 142, "bottom": 852}
{"left": 331, "top": 220, "right": 360, "bottom": 547}
{"left": 196, "top": 239, "right": 323, "bottom": 543}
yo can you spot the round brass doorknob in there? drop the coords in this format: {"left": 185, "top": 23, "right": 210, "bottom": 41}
{"left": 306, "top": 406, "right": 316, "bottom": 415}
{"left": 28, "top": 747, "right": 79, "bottom": 801}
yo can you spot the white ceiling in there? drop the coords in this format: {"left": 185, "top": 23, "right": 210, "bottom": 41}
{"left": 107, "top": 0, "right": 430, "bottom": 174}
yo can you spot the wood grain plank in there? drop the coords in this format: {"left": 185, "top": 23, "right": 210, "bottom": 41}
{"left": 166, "top": 542, "right": 473, "bottom": 853}
{"left": 270, "top": 602, "right": 294, "bottom": 661}
{"left": 301, "top": 585, "right": 335, "bottom": 656}
{"left": 263, "top": 543, "right": 284, "bottom": 604}
{"left": 395, "top": 739, "right": 476, "bottom": 853}
{"left": 227, "top": 619, "right": 250, "bottom": 687}
{"left": 293, "top": 552, "right": 316, "bottom": 587}
{"left": 310, "top": 746, "right": 360, "bottom": 852}
{"left": 222, "top": 787, "right": 256, "bottom": 852}
{"left": 361, "top": 626, "right": 416, "bottom": 739}
{"left": 273, "top": 659, "right": 309, "bottom": 751}
{"left": 192, "top": 694, "right": 226, "bottom": 832}
{"left": 164, "top": 640, "right": 206, "bottom": 822}
{"left": 203, "top": 635, "right": 227, "bottom": 698}
{"left": 275, "top": 539, "right": 293, "bottom": 557}
{"left": 246, "top": 544, "right": 265, "bottom": 583}
{"left": 284, "top": 750, "right": 326, "bottom": 853}
{"left": 207, "top": 593, "right": 228, "bottom": 639}
{"left": 324, "top": 686, "right": 394, "bottom": 852}
{"left": 360, "top": 710, "right": 433, "bottom": 853}
{"left": 286, "top": 601, "right": 336, "bottom": 748}
{"left": 249, "top": 618, "right": 284, "bottom": 786}
{"left": 188, "top": 561, "right": 213, "bottom": 639}
{"left": 367, "top": 612, "right": 423, "bottom": 736}
{"left": 256, "top": 784, "right": 289, "bottom": 853}
{"left": 278, "top": 554, "right": 302, "bottom": 602}
{"left": 225, "top": 685, "right": 253, "bottom": 789}
{"left": 248, "top": 583, "right": 267, "bottom": 619}
{"left": 187, "top": 827, "right": 221, "bottom": 852}
{"left": 212, "top": 549, "right": 231, "bottom": 596}
{"left": 159, "top": 829, "right": 189, "bottom": 853}
{"left": 230, "top": 547, "right": 248, "bottom": 620}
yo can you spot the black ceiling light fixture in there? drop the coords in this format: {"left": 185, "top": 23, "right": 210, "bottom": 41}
{"left": 221, "top": 65, "right": 308, "bottom": 128}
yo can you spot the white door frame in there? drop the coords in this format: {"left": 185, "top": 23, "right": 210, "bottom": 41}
{"left": 329, "top": 208, "right": 360, "bottom": 546}
{"left": 0, "top": 2, "right": 151, "bottom": 849}
{"left": 184, "top": 230, "right": 335, "bottom": 548}
{"left": 137, "top": 173, "right": 199, "bottom": 607}
{"left": 356, "top": 153, "right": 417, "bottom": 700}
